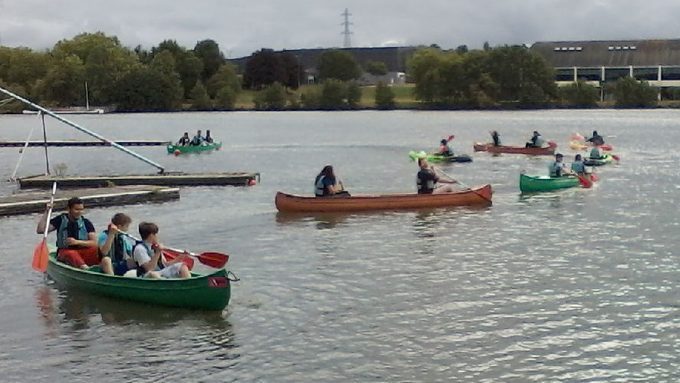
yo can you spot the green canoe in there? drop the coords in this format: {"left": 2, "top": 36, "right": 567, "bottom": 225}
{"left": 519, "top": 173, "right": 581, "bottom": 193}
{"left": 167, "top": 142, "right": 222, "bottom": 154}
{"left": 408, "top": 150, "right": 473, "bottom": 163}
{"left": 46, "top": 253, "right": 232, "bottom": 311}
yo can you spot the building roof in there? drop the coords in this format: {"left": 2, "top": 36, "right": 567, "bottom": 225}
{"left": 531, "top": 39, "right": 680, "bottom": 67}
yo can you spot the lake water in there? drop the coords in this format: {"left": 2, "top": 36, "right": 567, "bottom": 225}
{"left": 1, "top": 110, "right": 679, "bottom": 382}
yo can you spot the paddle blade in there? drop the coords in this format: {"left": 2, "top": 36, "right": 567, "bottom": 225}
{"left": 161, "top": 249, "right": 195, "bottom": 270}
{"left": 577, "top": 175, "right": 593, "bottom": 189}
{"left": 611, "top": 154, "right": 620, "bottom": 162}
{"left": 32, "top": 239, "right": 49, "bottom": 272}
{"left": 590, "top": 173, "right": 599, "bottom": 182}
{"left": 197, "top": 252, "right": 229, "bottom": 268}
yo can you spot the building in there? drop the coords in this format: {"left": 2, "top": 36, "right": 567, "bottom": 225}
{"left": 531, "top": 39, "right": 680, "bottom": 99}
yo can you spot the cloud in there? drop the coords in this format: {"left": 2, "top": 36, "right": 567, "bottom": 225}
{"left": 2, "top": 0, "right": 680, "bottom": 57}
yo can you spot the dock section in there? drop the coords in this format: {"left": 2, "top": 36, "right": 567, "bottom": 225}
{"left": 18, "top": 172, "right": 260, "bottom": 189}
{"left": 0, "top": 186, "right": 179, "bottom": 216}
{"left": 0, "top": 140, "right": 170, "bottom": 147}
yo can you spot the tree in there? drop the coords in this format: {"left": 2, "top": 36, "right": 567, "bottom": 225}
{"left": 279, "top": 52, "right": 303, "bottom": 89}
{"left": 112, "top": 66, "right": 182, "bottom": 111}
{"left": 149, "top": 51, "right": 184, "bottom": 103}
{"left": 374, "top": 81, "right": 395, "bottom": 109}
{"left": 215, "top": 86, "right": 237, "bottom": 110}
{"left": 346, "top": 82, "right": 362, "bottom": 108}
{"left": 320, "top": 79, "right": 347, "bottom": 109}
{"left": 559, "top": 80, "right": 599, "bottom": 107}
{"left": 365, "top": 61, "right": 388, "bottom": 76}
{"left": 53, "top": 32, "right": 139, "bottom": 105}
{"left": 244, "top": 49, "right": 286, "bottom": 89}
{"left": 152, "top": 40, "right": 203, "bottom": 98}
{"left": 34, "top": 55, "right": 85, "bottom": 105}
{"left": 253, "top": 82, "right": 287, "bottom": 110}
{"left": 455, "top": 45, "right": 469, "bottom": 54}
{"left": 189, "top": 81, "right": 212, "bottom": 110}
{"left": 613, "top": 77, "right": 658, "bottom": 107}
{"left": 206, "top": 63, "right": 241, "bottom": 98}
{"left": 317, "top": 50, "right": 361, "bottom": 81}
{"left": 0, "top": 47, "right": 50, "bottom": 97}
{"left": 408, "top": 48, "right": 444, "bottom": 103}
{"left": 194, "top": 39, "right": 224, "bottom": 81}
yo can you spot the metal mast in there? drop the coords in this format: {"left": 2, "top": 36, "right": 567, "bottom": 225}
{"left": 341, "top": 8, "right": 353, "bottom": 48}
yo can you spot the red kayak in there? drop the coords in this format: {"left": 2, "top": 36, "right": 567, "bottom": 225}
{"left": 473, "top": 141, "right": 557, "bottom": 156}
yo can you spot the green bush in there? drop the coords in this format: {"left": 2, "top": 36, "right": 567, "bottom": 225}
{"left": 374, "top": 81, "right": 395, "bottom": 109}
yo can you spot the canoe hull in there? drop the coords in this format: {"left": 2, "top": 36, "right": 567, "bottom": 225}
{"left": 408, "top": 150, "right": 472, "bottom": 163}
{"left": 46, "top": 253, "right": 231, "bottom": 311}
{"left": 519, "top": 173, "right": 580, "bottom": 193}
{"left": 167, "top": 142, "right": 222, "bottom": 154}
{"left": 275, "top": 184, "right": 492, "bottom": 213}
{"left": 584, "top": 154, "right": 614, "bottom": 166}
{"left": 474, "top": 143, "right": 555, "bottom": 155}
{"left": 569, "top": 141, "right": 614, "bottom": 152}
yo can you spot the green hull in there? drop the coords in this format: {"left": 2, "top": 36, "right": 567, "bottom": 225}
{"left": 584, "top": 154, "right": 613, "bottom": 166}
{"left": 167, "top": 142, "right": 222, "bottom": 154}
{"left": 408, "top": 150, "right": 472, "bottom": 163}
{"left": 46, "top": 253, "right": 231, "bottom": 311}
{"left": 519, "top": 173, "right": 580, "bottom": 193}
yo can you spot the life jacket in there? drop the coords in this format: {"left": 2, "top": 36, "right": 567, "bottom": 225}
{"left": 589, "top": 147, "right": 601, "bottom": 159}
{"left": 102, "top": 230, "right": 128, "bottom": 263}
{"left": 417, "top": 169, "right": 436, "bottom": 193}
{"left": 548, "top": 161, "right": 563, "bottom": 177}
{"left": 314, "top": 175, "right": 327, "bottom": 196}
{"left": 534, "top": 136, "right": 546, "bottom": 147}
{"left": 56, "top": 214, "right": 88, "bottom": 249}
{"left": 132, "top": 241, "right": 164, "bottom": 276}
{"left": 571, "top": 161, "right": 585, "bottom": 174}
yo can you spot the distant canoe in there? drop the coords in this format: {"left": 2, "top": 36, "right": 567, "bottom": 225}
{"left": 408, "top": 150, "right": 473, "bottom": 163}
{"left": 23, "top": 108, "right": 104, "bottom": 115}
{"left": 569, "top": 141, "right": 613, "bottom": 151}
{"left": 519, "top": 173, "right": 581, "bottom": 193}
{"left": 46, "top": 252, "right": 232, "bottom": 310}
{"left": 167, "top": 142, "right": 222, "bottom": 154}
{"left": 275, "top": 184, "right": 492, "bottom": 213}
{"left": 473, "top": 142, "right": 556, "bottom": 155}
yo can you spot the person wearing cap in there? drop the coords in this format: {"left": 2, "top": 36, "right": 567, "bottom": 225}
{"left": 438, "top": 138, "right": 453, "bottom": 156}
{"left": 548, "top": 153, "right": 570, "bottom": 177}
{"left": 526, "top": 131, "right": 546, "bottom": 148}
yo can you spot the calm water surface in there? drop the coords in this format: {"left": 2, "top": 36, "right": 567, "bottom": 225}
{"left": 1, "top": 110, "right": 679, "bottom": 382}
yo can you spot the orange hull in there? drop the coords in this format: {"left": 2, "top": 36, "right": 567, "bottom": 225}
{"left": 473, "top": 143, "right": 556, "bottom": 155}
{"left": 275, "top": 185, "right": 492, "bottom": 213}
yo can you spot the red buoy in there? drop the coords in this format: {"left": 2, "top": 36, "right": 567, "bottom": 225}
{"left": 174, "top": 150, "right": 181, "bottom": 156}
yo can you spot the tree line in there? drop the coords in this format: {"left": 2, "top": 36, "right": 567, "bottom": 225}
{"left": 0, "top": 32, "right": 661, "bottom": 113}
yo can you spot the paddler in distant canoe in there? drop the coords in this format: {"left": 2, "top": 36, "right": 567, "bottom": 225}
{"left": 189, "top": 129, "right": 205, "bottom": 146}
{"left": 490, "top": 130, "right": 501, "bottom": 146}
{"left": 548, "top": 153, "right": 575, "bottom": 178}
{"left": 204, "top": 129, "right": 214, "bottom": 144}
{"left": 314, "top": 165, "right": 350, "bottom": 197}
{"left": 525, "top": 131, "right": 546, "bottom": 148}
{"left": 570, "top": 154, "right": 586, "bottom": 176}
{"left": 416, "top": 158, "right": 458, "bottom": 194}
{"left": 586, "top": 130, "right": 605, "bottom": 146}
{"left": 176, "top": 132, "right": 190, "bottom": 146}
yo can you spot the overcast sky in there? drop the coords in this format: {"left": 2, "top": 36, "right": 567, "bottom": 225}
{"left": 2, "top": 0, "right": 680, "bottom": 58}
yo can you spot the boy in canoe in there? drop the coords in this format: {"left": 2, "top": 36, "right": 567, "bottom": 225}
{"left": 571, "top": 154, "right": 586, "bottom": 176}
{"left": 589, "top": 146, "right": 604, "bottom": 160}
{"left": 36, "top": 197, "right": 101, "bottom": 270}
{"left": 490, "top": 131, "right": 501, "bottom": 146}
{"left": 438, "top": 137, "right": 453, "bottom": 156}
{"left": 416, "top": 158, "right": 458, "bottom": 194}
{"left": 548, "top": 153, "right": 574, "bottom": 177}
{"left": 176, "top": 132, "right": 190, "bottom": 146}
{"left": 98, "top": 213, "right": 136, "bottom": 276}
{"left": 190, "top": 130, "right": 205, "bottom": 146}
{"left": 586, "top": 130, "right": 605, "bottom": 146}
{"left": 132, "top": 222, "right": 191, "bottom": 279}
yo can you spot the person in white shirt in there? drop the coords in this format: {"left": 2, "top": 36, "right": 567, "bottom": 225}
{"left": 132, "top": 222, "right": 191, "bottom": 279}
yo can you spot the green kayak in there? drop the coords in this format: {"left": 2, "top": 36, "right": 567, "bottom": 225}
{"left": 408, "top": 150, "right": 472, "bottom": 163}
{"left": 584, "top": 153, "right": 614, "bottom": 167}
{"left": 46, "top": 252, "right": 232, "bottom": 311}
{"left": 519, "top": 173, "right": 581, "bottom": 193}
{"left": 167, "top": 142, "right": 222, "bottom": 155}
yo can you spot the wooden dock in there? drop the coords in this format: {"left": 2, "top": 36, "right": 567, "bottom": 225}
{"left": 18, "top": 172, "right": 260, "bottom": 189}
{"left": 0, "top": 140, "right": 170, "bottom": 147}
{"left": 0, "top": 186, "right": 179, "bottom": 216}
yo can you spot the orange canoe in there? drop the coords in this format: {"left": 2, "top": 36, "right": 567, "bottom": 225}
{"left": 275, "top": 184, "right": 492, "bottom": 213}
{"left": 473, "top": 142, "right": 556, "bottom": 155}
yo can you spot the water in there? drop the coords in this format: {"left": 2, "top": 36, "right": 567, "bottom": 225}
{"left": 1, "top": 110, "right": 679, "bottom": 382}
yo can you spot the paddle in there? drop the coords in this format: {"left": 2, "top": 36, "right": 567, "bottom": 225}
{"left": 432, "top": 166, "right": 492, "bottom": 204}
{"left": 120, "top": 232, "right": 228, "bottom": 269}
{"left": 32, "top": 182, "right": 57, "bottom": 272}
{"left": 611, "top": 154, "right": 621, "bottom": 162}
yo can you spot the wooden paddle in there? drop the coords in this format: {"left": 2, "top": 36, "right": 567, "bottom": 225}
{"left": 32, "top": 182, "right": 57, "bottom": 272}
{"left": 432, "top": 166, "right": 492, "bottom": 204}
{"left": 120, "top": 232, "right": 229, "bottom": 269}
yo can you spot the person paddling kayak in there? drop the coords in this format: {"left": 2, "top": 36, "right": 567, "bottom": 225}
{"left": 490, "top": 130, "right": 501, "bottom": 146}
{"left": 438, "top": 137, "right": 454, "bottom": 156}
{"left": 526, "top": 131, "right": 546, "bottom": 148}
{"left": 586, "top": 130, "right": 605, "bottom": 146}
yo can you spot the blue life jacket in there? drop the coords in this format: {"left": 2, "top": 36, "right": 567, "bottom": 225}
{"left": 571, "top": 161, "right": 585, "bottom": 174}
{"left": 589, "top": 147, "right": 602, "bottom": 159}
{"left": 56, "top": 214, "right": 88, "bottom": 249}
{"left": 102, "top": 230, "right": 127, "bottom": 263}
